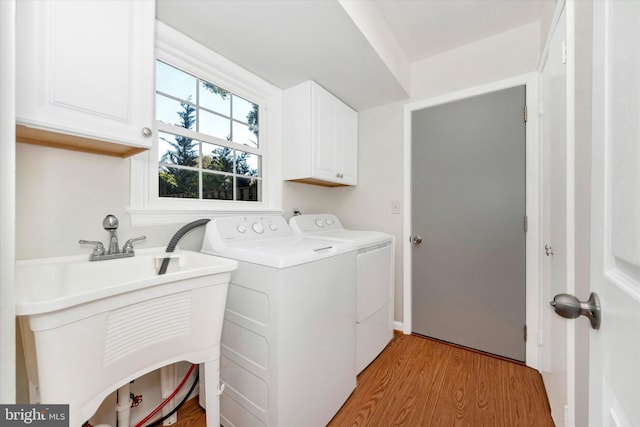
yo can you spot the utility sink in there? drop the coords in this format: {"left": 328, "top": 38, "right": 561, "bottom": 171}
{"left": 16, "top": 247, "right": 237, "bottom": 427}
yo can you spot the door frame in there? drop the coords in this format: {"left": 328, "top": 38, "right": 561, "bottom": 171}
{"left": 0, "top": 0, "right": 17, "bottom": 402}
{"left": 402, "top": 72, "right": 541, "bottom": 369}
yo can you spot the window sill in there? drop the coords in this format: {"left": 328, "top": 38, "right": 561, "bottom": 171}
{"left": 128, "top": 206, "right": 284, "bottom": 226}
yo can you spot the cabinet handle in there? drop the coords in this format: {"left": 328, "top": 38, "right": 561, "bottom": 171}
{"left": 141, "top": 127, "right": 152, "bottom": 138}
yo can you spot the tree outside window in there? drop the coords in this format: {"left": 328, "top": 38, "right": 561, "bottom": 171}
{"left": 156, "top": 60, "right": 261, "bottom": 201}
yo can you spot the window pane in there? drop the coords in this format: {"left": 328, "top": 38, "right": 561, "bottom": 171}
{"left": 202, "top": 143, "right": 233, "bottom": 173}
{"left": 236, "top": 151, "right": 260, "bottom": 176}
{"left": 158, "top": 132, "right": 199, "bottom": 167}
{"left": 232, "top": 96, "right": 255, "bottom": 123}
{"left": 232, "top": 121, "right": 258, "bottom": 148}
{"left": 159, "top": 166, "right": 199, "bottom": 199}
{"left": 236, "top": 177, "right": 261, "bottom": 201}
{"left": 156, "top": 94, "right": 197, "bottom": 129}
{"left": 156, "top": 61, "right": 196, "bottom": 102}
{"left": 200, "top": 82, "right": 230, "bottom": 116}
{"left": 155, "top": 59, "right": 265, "bottom": 204}
{"left": 203, "top": 173, "right": 233, "bottom": 200}
{"left": 200, "top": 110, "right": 230, "bottom": 141}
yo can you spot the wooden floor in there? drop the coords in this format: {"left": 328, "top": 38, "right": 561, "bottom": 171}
{"left": 170, "top": 333, "right": 553, "bottom": 426}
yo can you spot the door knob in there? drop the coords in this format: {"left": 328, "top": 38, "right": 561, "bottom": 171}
{"left": 411, "top": 236, "right": 422, "bottom": 245}
{"left": 550, "top": 292, "right": 601, "bottom": 329}
{"left": 545, "top": 244, "right": 554, "bottom": 256}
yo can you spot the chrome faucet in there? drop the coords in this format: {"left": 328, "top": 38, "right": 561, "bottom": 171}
{"left": 103, "top": 214, "right": 120, "bottom": 255}
{"left": 79, "top": 214, "right": 146, "bottom": 261}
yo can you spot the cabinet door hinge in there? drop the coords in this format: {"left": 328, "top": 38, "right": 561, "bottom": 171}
{"left": 562, "top": 40, "right": 568, "bottom": 64}
{"left": 524, "top": 215, "right": 528, "bottom": 232}
{"left": 524, "top": 105, "right": 528, "bottom": 122}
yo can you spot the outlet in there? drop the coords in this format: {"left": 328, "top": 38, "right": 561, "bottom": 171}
{"left": 391, "top": 200, "right": 401, "bottom": 215}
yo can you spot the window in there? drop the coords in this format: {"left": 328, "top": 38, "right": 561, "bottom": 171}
{"left": 129, "top": 22, "right": 282, "bottom": 226}
{"left": 156, "top": 60, "right": 262, "bottom": 202}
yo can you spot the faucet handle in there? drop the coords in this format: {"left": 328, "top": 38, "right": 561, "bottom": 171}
{"left": 123, "top": 236, "right": 146, "bottom": 254}
{"left": 79, "top": 240, "right": 106, "bottom": 257}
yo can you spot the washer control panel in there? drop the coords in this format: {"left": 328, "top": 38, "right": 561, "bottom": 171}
{"left": 205, "top": 215, "right": 293, "bottom": 246}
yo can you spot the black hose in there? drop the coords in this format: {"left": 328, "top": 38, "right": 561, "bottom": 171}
{"left": 158, "top": 219, "right": 211, "bottom": 275}
{"left": 145, "top": 369, "right": 199, "bottom": 427}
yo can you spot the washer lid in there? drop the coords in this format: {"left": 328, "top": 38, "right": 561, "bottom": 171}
{"left": 201, "top": 215, "right": 355, "bottom": 268}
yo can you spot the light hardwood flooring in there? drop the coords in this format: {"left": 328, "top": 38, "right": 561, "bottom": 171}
{"left": 168, "top": 333, "right": 553, "bottom": 426}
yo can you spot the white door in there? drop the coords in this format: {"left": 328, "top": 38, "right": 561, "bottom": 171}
{"left": 589, "top": 0, "right": 640, "bottom": 425}
{"left": 540, "top": 3, "right": 574, "bottom": 426}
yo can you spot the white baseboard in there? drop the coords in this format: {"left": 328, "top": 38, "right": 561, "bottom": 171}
{"left": 393, "top": 321, "right": 404, "bottom": 332}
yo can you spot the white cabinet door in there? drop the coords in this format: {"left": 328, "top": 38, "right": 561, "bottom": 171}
{"left": 337, "top": 102, "right": 358, "bottom": 185}
{"left": 312, "top": 84, "right": 340, "bottom": 182}
{"left": 283, "top": 80, "right": 358, "bottom": 186}
{"left": 16, "top": 0, "right": 155, "bottom": 154}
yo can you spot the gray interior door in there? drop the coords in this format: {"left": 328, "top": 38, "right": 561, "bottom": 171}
{"left": 411, "top": 86, "right": 526, "bottom": 361}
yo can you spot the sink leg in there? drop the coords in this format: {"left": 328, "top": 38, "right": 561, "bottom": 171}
{"left": 202, "top": 359, "right": 221, "bottom": 427}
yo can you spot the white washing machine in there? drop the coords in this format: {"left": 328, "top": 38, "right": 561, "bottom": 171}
{"left": 289, "top": 214, "right": 394, "bottom": 373}
{"left": 200, "top": 215, "right": 357, "bottom": 427}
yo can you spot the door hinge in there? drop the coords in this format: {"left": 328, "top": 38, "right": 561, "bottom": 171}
{"left": 524, "top": 324, "right": 527, "bottom": 341}
{"left": 524, "top": 215, "right": 528, "bottom": 232}
{"left": 538, "top": 101, "right": 544, "bottom": 116}
{"left": 524, "top": 105, "right": 528, "bottom": 122}
{"left": 562, "top": 40, "right": 568, "bottom": 64}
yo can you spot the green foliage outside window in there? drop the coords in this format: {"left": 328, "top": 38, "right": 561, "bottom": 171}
{"left": 156, "top": 62, "right": 261, "bottom": 201}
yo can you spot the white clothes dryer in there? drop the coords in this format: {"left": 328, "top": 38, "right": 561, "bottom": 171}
{"left": 289, "top": 214, "right": 394, "bottom": 373}
{"left": 200, "top": 215, "right": 357, "bottom": 427}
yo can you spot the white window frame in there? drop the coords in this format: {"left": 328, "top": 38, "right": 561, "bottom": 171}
{"left": 129, "top": 21, "right": 283, "bottom": 226}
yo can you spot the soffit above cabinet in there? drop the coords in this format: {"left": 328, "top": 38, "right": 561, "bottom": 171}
{"left": 156, "top": 0, "right": 409, "bottom": 111}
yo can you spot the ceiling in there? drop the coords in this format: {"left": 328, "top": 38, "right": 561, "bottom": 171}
{"left": 156, "top": 0, "right": 549, "bottom": 111}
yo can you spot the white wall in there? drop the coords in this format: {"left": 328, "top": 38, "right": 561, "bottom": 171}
{"left": 16, "top": 144, "right": 205, "bottom": 261}
{"left": 411, "top": 21, "right": 541, "bottom": 100}
{"left": 282, "top": 181, "right": 341, "bottom": 220}
{"left": 335, "top": 103, "right": 405, "bottom": 322}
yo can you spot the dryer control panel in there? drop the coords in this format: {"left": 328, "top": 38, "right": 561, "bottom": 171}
{"left": 290, "top": 214, "right": 344, "bottom": 234}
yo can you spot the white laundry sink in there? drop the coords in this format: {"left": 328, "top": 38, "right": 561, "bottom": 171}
{"left": 16, "top": 247, "right": 237, "bottom": 427}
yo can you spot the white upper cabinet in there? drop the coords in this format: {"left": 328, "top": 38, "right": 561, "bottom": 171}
{"left": 16, "top": 0, "right": 155, "bottom": 158}
{"left": 283, "top": 81, "right": 358, "bottom": 186}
